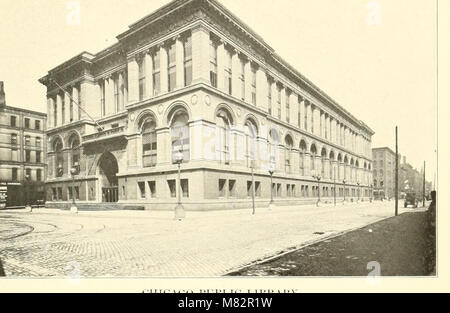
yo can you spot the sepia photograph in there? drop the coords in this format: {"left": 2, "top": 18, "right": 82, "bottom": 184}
{"left": 0, "top": 0, "right": 442, "bottom": 291}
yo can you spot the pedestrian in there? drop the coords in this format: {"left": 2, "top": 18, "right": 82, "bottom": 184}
{"left": 0, "top": 258, "right": 5, "bottom": 277}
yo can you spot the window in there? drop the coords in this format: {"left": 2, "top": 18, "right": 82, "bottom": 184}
{"left": 251, "top": 66, "right": 256, "bottom": 105}
{"left": 240, "top": 58, "right": 245, "bottom": 100}
{"left": 114, "top": 75, "right": 120, "bottom": 113}
{"left": 25, "top": 150, "right": 31, "bottom": 163}
{"left": 285, "top": 136, "right": 293, "bottom": 173}
{"left": 277, "top": 86, "right": 281, "bottom": 119}
{"left": 12, "top": 168, "right": 18, "bottom": 181}
{"left": 36, "top": 137, "right": 41, "bottom": 150}
{"left": 37, "top": 169, "right": 42, "bottom": 181}
{"left": 58, "top": 187, "right": 63, "bottom": 200}
{"left": 228, "top": 180, "right": 236, "bottom": 197}
{"left": 277, "top": 183, "right": 282, "bottom": 197}
{"left": 118, "top": 74, "right": 125, "bottom": 112}
{"left": 171, "top": 110, "right": 190, "bottom": 163}
{"left": 35, "top": 120, "right": 41, "bottom": 130}
{"left": 244, "top": 120, "right": 258, "bottom": 168}
{"left": 148, "top": 181, "right": 156, "bottom": 198}
{"left": 267, "top": 79, "right": 272, "bottom": 115}
{"left": 304, "top": 102, "right": 308, "bottom": 131}
{"left": 217, "top": 110, "right": 232, "bottom": 165}
{"left": 53, "top": 99, "right": 58, "bottom": 126}
{"left": 100, "top": 80, "right": 106, "bottom": 116}
{"left": 61, "top": 94, "right": 65, "bottom": 124}
{"left": 69, "top": 88, "right": 74, "bottom": 122}
{"left": 298, "top": 96, "right": 302, "bottom": 128}
{"left": 224, "top": 48, "right": 232, "bottom": 95}
{"left": 138, "top": 57, "right": 146, "bottom": 101}
{"left": 286, "top": 91, "right": 290, "bottom": 123}
{"left": 247, "top": 181, "right": 253, "bottom": 197}
{"left": 168, "top": 42, "right": 176, "bottom": 91}
{"left": 152, "top": 50, "right": 161, "bottom": 96}
{"left": 184, "top": 36, "right": 192, "bottom": 86}
{"left": 69, "top": 135, "right": 80, "bottom": 170}
{"left": 142, "top": 118, "right": 157, "bottom": 168}
{"left": 25, "top": 168, "right": 31, "bottom": 179}
{"left": 272, "top": 183, "right": 276, "bottom": 197}
{"left": 54, "top": 139, "right": 64, "bottom": 177}
{"left": 68, "top": 187, "right": 73, "bottom": 200}
{"left": 11, "top": 133, "right": 17, "bottom": 145}
{"left": 255, "top": 181, "right": 261, "bottom": 197}
{"left": 168, "top": 180, "right": 176, "bottom": 198}
{"left": 219, "top": 179, "right": 226, "bottom": 197}
{"left": 25, "top": 118, "right": 30, "bottom": 129}
{"left": 10, "top": 116, "right": 16, "bottom": 127}
{"left": 269, "top": 129, "right": 279, "bottom": 168}
{"left": 287, "top": 184, "right": 291, "bottom": 197}
{"left": 181, "top": 179, "right": 189, "bottom": 198}
{"left": 25, "top": 135, "right": 30, "bottom": 147}
{"left": 52, "top": 188, "right": 57, "bottom": 201}
{"left": 74, "top": 186, "right": 79, "bottom": 200}
{"left": 36, "top": 152, "right": 41, "bottom": 163}
{"left": 138, "top": 182, "right": 146, "bottom": 199}
{"left": 210, "top": 39, "right": 218, "bottom": 88}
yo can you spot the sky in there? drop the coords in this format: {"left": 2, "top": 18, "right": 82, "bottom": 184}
{"left": 0, "top": 0, "right": 437, "bottom": 181}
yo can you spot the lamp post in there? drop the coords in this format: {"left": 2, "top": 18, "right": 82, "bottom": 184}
{"left": 268, "top": 162, "right": 275, "bottom": 211}
{"left": 25, "top": 174, "right": 32, "bottom": 212}
{"left": 174, "top": 149, "right": 185, "bottom": 221}
{"left": 357, "top": 182, "right": 361, "bottom": 203}
{"left": 312, "top": 170, "right": 322, "bottom": 207}
{"left": 369, "top": 184, "right": 373, "bottom": 203}
{"left": 70, "top": 166, "right": 78, "bottom": 214}
{"left": 343, "top": 179, "right": 347, "bottom": 204}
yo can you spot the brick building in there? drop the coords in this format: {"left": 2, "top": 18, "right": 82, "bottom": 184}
{"left": 39, "top": 0, "right": 374, "bottom": 211}
{"left": 0, "top": 82, "right": 47, "bottom": 208}
{"left": 372, "top": 147, "right": 400, "bottom": 200}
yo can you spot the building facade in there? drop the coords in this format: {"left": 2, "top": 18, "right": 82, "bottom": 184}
{"left": 372, "top": 147, "right": 399, "bottom": 199}
{"left": 0, "top": 82, "right": 47, "bottom": 208}
{"left": 39, "top": 0, "right": 374, "bottom": 211}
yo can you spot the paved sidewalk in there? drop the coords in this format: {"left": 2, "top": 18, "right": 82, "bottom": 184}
{"left": 0, "top": 201, "right": 416, "bottom": 277}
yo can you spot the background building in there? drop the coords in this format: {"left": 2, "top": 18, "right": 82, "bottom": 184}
{"left": 39, "top": 0, "right": 374, "bottom": 211}
{"left": 0, "top": 82, "right": 47, "bottom": 208}
{"left": 372, "top": 147, "right": 400, "bottom": 200}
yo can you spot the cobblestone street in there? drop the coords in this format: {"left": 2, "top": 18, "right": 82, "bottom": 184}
{"left": 0, "top": 201, "right": 416, "bottom": 277}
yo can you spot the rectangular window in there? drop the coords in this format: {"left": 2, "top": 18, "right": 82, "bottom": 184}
{"left": 10, "top": 116, "right": 16, "bottom": 127}
{"left": 292, "top": 184, "right": 296, "bottom": 197}
{"left": 25, "top": 136, "right": 30, "bottom": 146}
{"left": 61, "top": 94, "right": 65, "bottom": 124}
{"left": 277, "top": 183, "right": 282, "bottom": 197}
{"left": 75, "top": 186, "right": 79, "bottom": 200}
{"left": 210, "top": 40, "right": 218, "bottom": 88}
{"left": 138, "top": 182, "right": 146, "bottom": 199}
{"left": 287, "top": 184, "right": 291, "bottom": 197}
{"left": 181, "top": 179, "right": 189, "bottom": 198}
{"left": 304, "top": 102, "right": 308, "bottom": 131}
{"left": 53, "top": 99, "right": 58, "bottom": 126}
{"left": 11, "top": 133, "right": 17, "bottom": 145}
{"left": 286, "top": 91, "right": 290, "bottom": 123}
{"left": 184, "top": 36, "right": 192, "bottom": 87}
{"left": 25, "top": 150, "right": 31, "bottom": 163}
{"left": 267, "top": 79, "right": 272, "bottom": 115}
{"left": 255, "top": 181, "right": 261, "bottom": 197}
{"left": 224, "top": 49, "right": 232, "bottom": 95}
{"left": 12, "top": 168, "right": 18, "bottom": 181}
{"left": 251, "top": 66, "right": 256, "bottom": 105}
{"left": 36, "top": 169, "right": 42, "bottom": 181}
{"left": 240, "top": 58, "right": 245, "bottom": 100}
{"left": 298, "top": 96, "right": 302, "bottom": 128}
{"left": 168, "top": 180, "right": 176, "bottom": 198}
{"left": 24, "top": 118, "right": 30, "bottom": 129}
{"left": 148, "top": 181, "right": 156, "bottom": 198}
{"left": 35, "top": 120, "right": 40, "bottom": 130}
{"left": 114, "top": 75, "right": 119, "bottom": 112}
{"left": 68, "top": 186, "right": 73, "bottom": 200}
{"left": 228, "top": 180, "right": 236, "bottom": 197}
{"left": 100, "top": 80, "right": 106, "bottom": 116}
{"left": 277, "top": 86, "right": 281, "bottom": 119}
{"left": 36, "top": 137, "right": 41, "bottom": 149}
{"left": 219, "top": 179, "right": 226, "bottom": 197}
{"left": 152, "top": 50, "right": 161, "bottom": 96}
{"left": 247, "top": 181, "right": 253, "bottom": 197}
{"left": 36, "top": 152, "right": 41, "bottom": 163}
{"left": 138, "top": 58, "right": 146, "bottom": 101}
{"left": 168, "top": 42, "right": 177, "bottom": 92}
{"left": 26, "top": 168, "right": 31, "bottom": 179}
{"left": 58, "top": 187, "right": 63, "bottom": 200}
{"left": 272, "top": 183, "right": 276, "bottom": 198}
{"left": 305, "top": 185, "right": 309, "bottom": 197}
{"left": 52, "top": 188, "right": 57, "bottom": 201}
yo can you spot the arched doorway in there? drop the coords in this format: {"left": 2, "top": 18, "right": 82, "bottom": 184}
{"left": 98, "top": 152, "right": 119, "bottom": 203}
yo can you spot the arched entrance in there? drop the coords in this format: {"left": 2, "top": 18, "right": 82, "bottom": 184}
{"left": 98, "top": 152, "right": 119, "bottom": 203}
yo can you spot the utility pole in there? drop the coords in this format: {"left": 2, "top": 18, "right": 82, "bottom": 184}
{"left": 395, "top": 126, "right": 398, "bottom": 216}
{"left": 423, "top": 161, "right": 426, "bottom": 207}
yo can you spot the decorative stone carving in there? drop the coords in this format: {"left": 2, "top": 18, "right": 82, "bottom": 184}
{"left": 204, "top": 95, "right": 211, "bottom": 106}
{"left": 158, "top": 104, "right": 164, "bottom": 114}
{"left": 191, "top": 94, "right": 198, "bottom": 105}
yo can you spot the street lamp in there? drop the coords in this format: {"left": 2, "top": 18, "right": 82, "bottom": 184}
{"left": 369, "top": 184, "right": 373, "bottom": 203}
{"left": 174, "top": 149, "right": 185, "bottom": 221}
{"left": 268, "top": 162, "right": 275, "bottom": 211}
{"left": 357, "top": 182, "right": 361, "bottom": 203}
{"left": 25, "top": 174, "right": 32, "bottom": 212}
{"left": 343, "top": 179, "right": 347, "bottom": 204}
{"left": 70, "top": 166, "right": 78, "bottom": 214}
{"left": 312, "top": 170, "right": 322, "bottom": 207}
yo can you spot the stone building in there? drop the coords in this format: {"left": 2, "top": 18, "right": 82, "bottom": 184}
{"left": 372, "top": 147, "right": 399, "bottom": 200}
{"left": 0, "top": 82, "right": 47, "bottom": 208}
{"left": 39, "top": 0, "right": 374, "bottom": 211}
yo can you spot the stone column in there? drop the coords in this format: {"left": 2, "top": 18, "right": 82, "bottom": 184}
{"left": 56, "top": 93, "right": 63, "bottom": 127}
{"left": 104, "top": 77, "right": 113, "bottom": 116}
{"left": 145, "top": 51, "right": 153, "bottom": 98}
{"left": 304, "top": 152, "right": 311, "bottom": 177}
{"left": 231, "top": 49, "right": 241, "bottom": 99}
{"left": 127, "top": 57, "right": 139, "bottom": 104}
{"left": 160, "top": 45, "right": 168, "bottom": 94}
{"left": 64, "top": 91, "right": 71, "bottom": 124}
{"left": 191, "top": 25, "right": 210, "bottom": 85}
{"left": 244, "top": 60, "right": 252, "bottom": 104}
{"left": 156, "top": 127, "right": 171, "bottom": 166}
{"left": 72, "top": 85, "right": 79, "bottom": 122}
{"left": 299, "top": 97, "right": 305, "bottom": 130}
{"left": 256, "top": 66, "right": 267, "bottom": 111}
{"left": 175, "top": 36, "right": 185, "bottom": 90}
{"left": 280, "top": 87, "right": 286, "bottom": 122}
{"left": 47, "top": 97, "right": 54, "bottom": 129}
{"left": 270, "top": 80, "right": 277, "bottom": 117}
{"left": 290, "top": 92, "right": 297, "bottom": 126}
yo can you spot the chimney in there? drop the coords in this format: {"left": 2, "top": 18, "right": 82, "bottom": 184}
{"left": 0, "top": 81, "right": 5, "bottom": 108}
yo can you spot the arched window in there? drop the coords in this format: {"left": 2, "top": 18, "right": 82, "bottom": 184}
{"left": 299, "top": 140, "right": 307, "bottom": 176}
{"left": 268, "top": 129, "right": 279, "bottom": 166}
{"left": 244, "top": 119, "right": 258, "bottom": 168}
{"left": 54, "top": 138, "right": 64, "bottom": 177}
{"left": 321, "top": 148, "right": 327, "bottom": 177}
{"left": 142, "top": 118, "right": 157, "bottom": 167}
{"left": 344, "top": 156, "right": 349, "bottom": 180}
{"left": 329, "top": 151, "right": 335, "bottom": 179}
{"left": 310, "top": 144, "right": 317, "bottom": 172}
{"left": 68, "top": 134, "right": 80, "bottom": 173}
{"left": 285, "top": 135, "right": 293, "bottom": 173}
{"left": 337, "top": 154, "right": 342, "bottom": 180}
{"left": 217, "top": 109, "right": 233, "bottom": 165}
{"left": 170, "top": 109, "right": 190, "bottom": 163}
